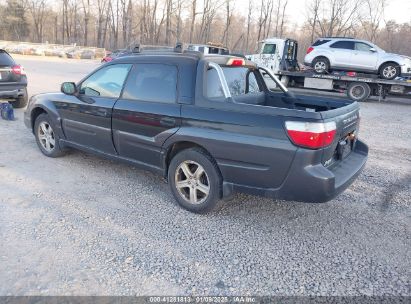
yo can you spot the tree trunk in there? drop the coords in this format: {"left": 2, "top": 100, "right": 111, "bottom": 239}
{"left": 189, "top": 0, "right": 196, "bottom": 43}
{"left": 245, "top": 1, "right": 253, "bottom": 53}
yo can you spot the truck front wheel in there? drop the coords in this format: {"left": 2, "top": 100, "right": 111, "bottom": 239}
{"left": 168, "top": 148, "right": 222, "bottom": 213}
{"left": 347, "top": 82, "right": 371, "bottom": 102}
{"left": 34, "top": 113, "right": 66, "bottom": 157}
{"left": 379, "top": 62, "right": 400, "bottom": 80}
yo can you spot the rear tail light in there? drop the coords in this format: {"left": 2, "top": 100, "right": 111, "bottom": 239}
{"left": 11, "top": 65, "right": 25, "bottom": 75}
{"left": 285, "top": 121, "right": 336, "bottom": 149}
{"left": 306, "top": 47, "right": 314, "bottom": 54}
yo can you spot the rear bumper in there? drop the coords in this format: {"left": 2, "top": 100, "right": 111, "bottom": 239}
{"left": 223, "top": 140, "right": 368, "bottom": 203}
{"left": 0, "top": 84, "right": 27, "bottom": 100}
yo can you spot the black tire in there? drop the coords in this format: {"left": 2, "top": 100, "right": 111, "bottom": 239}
{"left": 347, "top": 82, "right": 371, "bottom": 102}
{"left": 379, "top": 62, "right": 400, "bottom": 80}
{"left": 34, "top": 113, "right": 65, "bottom": 157}
{"left": 11, "top": 88, "right": 28, "bottom": 108}
{"left": 312, "top": 57, "right": 330, "bottom": 74}
{"left": 168, "top": 148, "right": 222, "bottom": 213}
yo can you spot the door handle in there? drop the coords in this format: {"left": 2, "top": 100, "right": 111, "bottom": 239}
{"left": 160, "top": 117, "right": 176, "bottom": 127}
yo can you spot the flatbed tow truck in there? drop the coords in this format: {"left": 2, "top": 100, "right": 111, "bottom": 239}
{"left": 246, "top": 38, "right": 411, "bottom": 102}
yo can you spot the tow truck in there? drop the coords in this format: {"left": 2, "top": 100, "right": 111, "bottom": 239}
{"left": 246, "top": 37, "right": 411, "bottom": 101}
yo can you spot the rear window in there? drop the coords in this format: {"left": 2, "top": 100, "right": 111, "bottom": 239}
{"left": 312, "top": 39, "right": 330, "bottom": 46}
{"left": 122, "top": 63, "right": 177, "bottom": 103}
{"left": 206, "top": 67, "right": 261, "bottom": 98}
{"left": 330, "top": 41, "right": 354, "bottom": 50}
{"left": 0, "top": 51, "right": 15, "bottom": 66}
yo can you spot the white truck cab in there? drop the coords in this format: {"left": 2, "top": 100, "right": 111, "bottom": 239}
{"left": 187, "top": 43, "right": 230, "bottom": 55}
{"left": 246, "top": 38, "right": 299, "bottom": 75}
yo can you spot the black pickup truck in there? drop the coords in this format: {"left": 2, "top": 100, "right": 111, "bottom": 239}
{"left": 24, "top": 52, "right": 368, "bottom": 213}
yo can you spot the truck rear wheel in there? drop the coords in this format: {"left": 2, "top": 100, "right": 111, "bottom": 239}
{"left": 312, "top": 57, "right": 330, "bottom": 74}
{"left": 168, "top": 148, "right": 222, "bottom": 213}
{"left": 347, "top": 82, "right": 371, "bottom": 102}
{"left": 280, "top": 76, "right": 290, "bottom": 87}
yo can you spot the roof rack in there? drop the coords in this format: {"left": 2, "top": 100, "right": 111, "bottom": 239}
{"left": 131, "top": 42, "right": 187, "bottom": 54}
{"left": 322, "top": 37, "right": 355, "bottom": 39}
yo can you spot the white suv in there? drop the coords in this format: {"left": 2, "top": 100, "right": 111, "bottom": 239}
{"left": 304, "top": 37, "right": 411, "bottom": 80}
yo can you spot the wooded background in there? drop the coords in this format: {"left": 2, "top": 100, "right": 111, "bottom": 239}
{"left": 0, "top": 0, "right": 410, "bottom": 59}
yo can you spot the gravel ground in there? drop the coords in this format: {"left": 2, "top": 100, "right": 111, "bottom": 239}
{"left": 0, "top": 56, "right": 410, "bottom": 296}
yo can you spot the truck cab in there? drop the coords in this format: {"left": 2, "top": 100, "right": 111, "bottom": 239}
{"left": 246, "top": 38, "right": 299, "bottom": 75}
{"left": 186, "top": 43, "right": 230, "bottom": 55}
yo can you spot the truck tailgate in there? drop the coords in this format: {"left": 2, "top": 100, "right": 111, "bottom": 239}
{"left": 320, "top": 101, "right": 360, "bottom": 166}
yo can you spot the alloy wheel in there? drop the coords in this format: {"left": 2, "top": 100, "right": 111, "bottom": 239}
{"left": 38, "top": 121, "right": 56, "bottom": 152}
{"left": 314, "top": 61, "right": 326, "bottom": 72}
{"left": 382, "top": 66, "right": 397, "bottom": 79}
{"left": 175, "top": 160, "right": 210, "bottom": 205}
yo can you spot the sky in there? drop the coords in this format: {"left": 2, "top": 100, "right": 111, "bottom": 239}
{"left": 233, "top": 0, "right": 411, "bottom": 26}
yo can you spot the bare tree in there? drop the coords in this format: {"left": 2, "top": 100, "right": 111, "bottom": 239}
{"left": 221, "top": 0, "right": 233, "bottom": 46}
{"left": 80, "top": 0, "right": 90, "bottom": 45}
{"left": 96, "top": 0, "right": 109, "bottom": 47}
{"left": 245, "top": 1, "right": 253, "bottom": 52}
{"left": 26, "top": 0, "right": 48, "bottom": 42}
{"left": 164, "top": 0, "right": 172, "bottom": 45}
{"left": 189, "top": 0, "right": 197, "bottom": 43}
{"left": 306, "top": 0, "right": 321, "bottom": 43}
{"left": 361, "top": 0, "right": 386, "bottom": 42}
{"left": 175, "top": 0, "right": 186, "bottom": 43}
{"left": 306, "top": 0, "right": 365, "bottom": 38}
{"left": 257, "top": 0, "right": 273, "bottom": 46}
{"left": 279, "top": 0, "right": 288, "bottom": 37}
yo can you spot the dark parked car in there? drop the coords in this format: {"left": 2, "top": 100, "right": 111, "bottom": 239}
{"left": 24, "top": 52, "right": 368, "bottom": 213}
{"left": 0, "top": 49, "right": 28, "bottom": 108}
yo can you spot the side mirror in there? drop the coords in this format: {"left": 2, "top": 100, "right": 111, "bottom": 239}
{"left": 61, "top": 82, "right": 77, "bottom": 95}
{"left": 369, "top": 48, "right": 377, "bottom": 53}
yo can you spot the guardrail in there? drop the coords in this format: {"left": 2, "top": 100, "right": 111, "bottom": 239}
{"left": 0, "top": 40, "right": 106, "bottom": 59}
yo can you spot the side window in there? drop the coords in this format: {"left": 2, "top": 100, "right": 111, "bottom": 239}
{"left": 355, "top": 42, "right": 372, "bottom": 52}
{"left": 329, "top": 41, "right": 354, "bottom": 50}
{"left": 79, "top": 64, "right": 131, "bottom": 98}
{"left": 312, "top": 39, "right": 330, "bottom": 46}
{"left": 122, "top": 64, "right": 177, "bottom": 103}
{"left": 206, "top": 68, "right": 225, "bottom": 98}
{"left": 247, "top": 72, "right": 260, "bottom": 94}
{"left": 0, "top": 51, "right": 15, "bottom": 66}
{"left": 262, "top": 44, "right": 276, "bottom": 54}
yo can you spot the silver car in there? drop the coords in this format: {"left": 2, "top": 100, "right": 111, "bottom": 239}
{"left": 304, "top": 37, "right": 411, "bottom": 80}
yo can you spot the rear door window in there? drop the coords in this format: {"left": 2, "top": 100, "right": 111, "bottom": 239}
{"left": 122, "top": 64, "right": 178, "bottom": 103}
{"left": 330, "top": 41, "right": 354, "bottom": 50}
{"left": 0, "top": 51, "right": 15, "bottom": 66}
{"left": 355, "top": 42, "right": 373, "bottom": 52}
